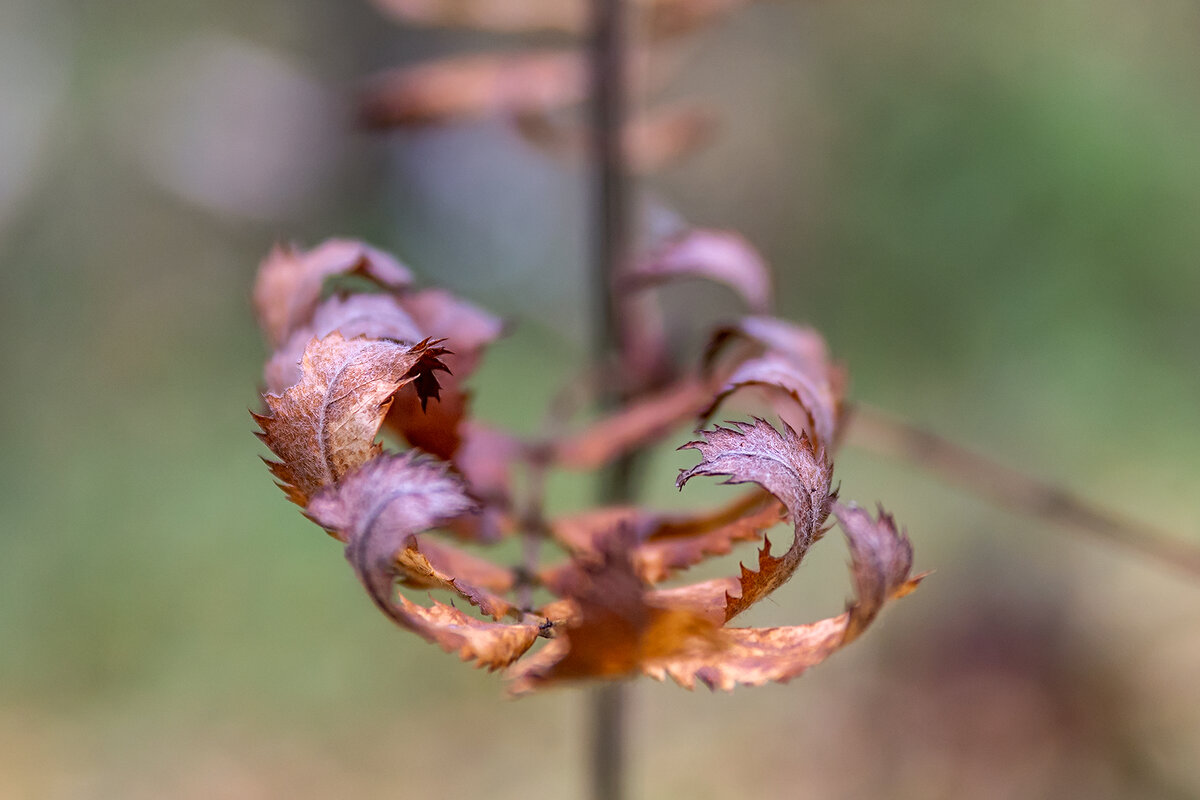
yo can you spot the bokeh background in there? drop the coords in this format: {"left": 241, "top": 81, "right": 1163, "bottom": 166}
{"left": 3, "top": 0, "right": 1199, "bottom": 797}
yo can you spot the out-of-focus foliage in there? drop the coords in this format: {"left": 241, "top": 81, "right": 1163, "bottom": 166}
{"left": 1, "top": 0, "right": 1198, "bottom": 796}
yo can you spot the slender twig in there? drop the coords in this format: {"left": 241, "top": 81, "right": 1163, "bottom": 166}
{"left": 517, "top": 458, "right": 550, "bottom": 611}
{"left": 845, "top": 403, "right": 1200, "bottom": 577}
{"left": 589, "top": 1, "right": 632, "bottom": 799}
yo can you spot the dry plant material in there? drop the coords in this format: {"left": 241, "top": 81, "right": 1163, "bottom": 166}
{"left": 360, "top": 51, "right": 587, "bottom": 128}
{"left": 371, "top": 0, "right": 756, "bottom": 38}
{"left": 252, "top": 233, "right": 922, "bottom": 693}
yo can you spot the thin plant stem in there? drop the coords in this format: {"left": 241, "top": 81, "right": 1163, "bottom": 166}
{"left": 845, "top": 403, "right": 1200, "bottom": 577}
{"left": 588, "top": 0, "right": 632, "bottom": 799}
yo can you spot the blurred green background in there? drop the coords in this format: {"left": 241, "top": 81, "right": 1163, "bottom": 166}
{"left": 2, "top": 0, "right": 1198, "bottom": 797}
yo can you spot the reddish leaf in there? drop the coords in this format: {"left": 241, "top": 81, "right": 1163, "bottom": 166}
{"left": 398, "top": 288, "right": 505, "bottom": 377}
{"left": 544, "top": 493, "right": 783, "bottom": 585}
{"left": 833, "top": 502, "right": 925, "bottom": 644}
{"left": 254, "top": 240, "right": 413, "bottom": 348}
{"left": 360, "top": 51, "right": 586, "bottom": 128}
{"left": 702, "top": 353, "right": 841, "bottom": 450}
{"left": 677, "top": 418, "right": 834, "bottom": 620}
{"left": 306, "top": 452, "right": 477, "bottom": 616}
{"left": 254, "top": 334, "right": 448, "bottom": 505}
{"left": 371, "top": 0, "right": 753, "bottom": 38}
{"left": 623, "top": 229, "right": 771, "bottom": 313}
{"left": 385, "top": 288, "right": 505, "bottom": 458}
{"left": 507, "top": 532, "right": 722, "bottom": 693}
{"left": 371, "top": 0, "right": 584, "bottom": 33}
{"left": 705, "top": 315, "right": 836, "bottom": 375}
{"left": 264, "top": 294, "right": 423, "bottom": 394}
{"left": 643, "top": 502, "right": 923, "bottom": 690}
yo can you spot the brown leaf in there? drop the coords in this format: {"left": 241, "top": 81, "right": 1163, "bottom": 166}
{"left": 254, "top": 333, "right": 448, "bottom": 505}
{"left": 253, "top": 240, "right": 413, "bottom": 348}
{"left": 370, "top": 0, "right": 752, "bottom": 38}
{"left": 543, "top": 493, "right": 783, "bottom": 585}
{"left": 622, "top": 229, "right": 772, "bottom": 313}
{"left": 645, "top": 578, "right": 740, "bottom": 625}
{"left": 704, "top": 316, "right": 847, "bottom": 447}
{"left": 507, "top": 532, "right": 723, "bottom": 693}
{"left": 360, "top": 51, "right": 586, "bottom": 128}
{"left": 515, "top": 104, "right": 718, "bottom": 174}
{"left": 643, "top": 502, "right": 923, "bottom": 690}
{"left": 677, "top": 418, "right": 834, "bottom": 620}
{"left": 264, "top": 294, "right": 424, "bottom": 394}
{"left": 833, "top": 502, "right": 925, "bottom": 644}
{"left": 643, "top": 616, "right": 848, "bottom": 690}
{"left": 702, "top": 353, "right": 841, "bottom": 450}
{"left": 384, "top": 288, "right": 506, "bottom": 459}
{"left": 705, "top": 315, "right": 836, "bottom": 374}
{"left": 391, "top": 595, "right": 541, "bottom": 671}
{"left": 395, "top": 538, "right": 517, "bottom": 620}
{"left": 547, "top": 376, "right": 715, "bottom": 470}
{"left": 371, "top": 0, "right": 585, "bottom": 33}
{"left": 306, "top": 452, "right": 477, "bottom": 619}
{"left": 386, "top": 385, "right": 469, "bottom": 461}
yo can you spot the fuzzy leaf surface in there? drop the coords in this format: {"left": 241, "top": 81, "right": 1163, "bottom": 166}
{"left": 544, "top": 494, "right": 783, "bottom": 585}
{"left": 644, "top": 503, "right": 922, "bottom": 689}
{"left": 306, "top": 453, "right": 477, "bottom": 619}
{"left": 677, "top": 418, "right": 833, "bottom": 620}
{"left": 254, "top": 240, "right": 413, "bottom": 348}
{"left": 393, "top": 596, "right": 541, "bottom": 671}
{"left": 508, "top": 533, "right": 722, "bottom": 694}
{"left": 360, "top": 51, "right": 585, "bottom": 128}
{"left": 254, "top": 334, "right": 447, "bottom": 505}
{"left": 624, "top": 229, "right": 771, "bottom": 312}
{"left": 265, "top": 294, "right": 423, "bottom": 394}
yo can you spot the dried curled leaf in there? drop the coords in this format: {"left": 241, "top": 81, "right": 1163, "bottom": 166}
{"left": 544, "top": 492, "right": 782, "bottom": 585}
{"left": 371, "top": 0, "right": 585, "bottom": 33}
{"left": 254, "top": 240, "right": 413, "bottom": 348}
{"left": 508, "top": 531, "right": 722, "bottom": 694}
{"left": 677, "top": 418, "right": 834, "bottom": 620}
{"left": 834, "top": 502, "right": 925, "bottom": 644}
{"left": 385, "top": 287, "right": 506, "bottom": 459}
{"left": 249, "top": 233, "right": 923, "bottom": 695}
{"left": 704, "top": 316, "right": 846, "bottom": 447}
{"left": 360, "top": 51, "right": 586, "bottom": 128}
{"left": 371, "top": 0, "right": 754, "bottom": 39}
{"left": 306, "top": 453, "right": 477, "bottom": 616}
{"left": 254, "top": 333, "right": 448, "bottom": 505}
{"left": 644, "top": 503, "right": 923, "bottom": 690}
{"left": 622, "top": 229, "right": 771, "bottom": 313}
{"left": 703, "top": 353, "right": 841, "bottom": 450}
{"left": 391, "top": 595, "right": 541, "bottom": 671}
{"left": 395, "top": 538, "right": 518, "bottom": 619}
{"left": 265, "top": 294, "right": 424, "bottom": 394}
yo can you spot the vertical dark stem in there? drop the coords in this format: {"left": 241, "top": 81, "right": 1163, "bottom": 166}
{"left": 589, "top": 1, "right": 631, "bottom": 800}
{"left": 590, "top": 0, "right": 628, "bottom": 367}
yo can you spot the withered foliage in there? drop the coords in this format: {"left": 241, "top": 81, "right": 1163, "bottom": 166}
{"left": 252, "top": 232, "right": 923, "bottom": 692}
{"left": 251, "top": 0, "right": 922, "bottom": 694}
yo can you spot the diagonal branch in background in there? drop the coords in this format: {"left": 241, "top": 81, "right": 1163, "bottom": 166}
{"left": 845, "top": 403, "right": 1200, "bottom": 577}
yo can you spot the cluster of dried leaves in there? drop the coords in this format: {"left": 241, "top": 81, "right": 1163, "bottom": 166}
{"left": 358, "top": 0, "right": 773, "bottom": 173}
{"left": 252, "top": 232, "right": 924, "bottom": 693}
